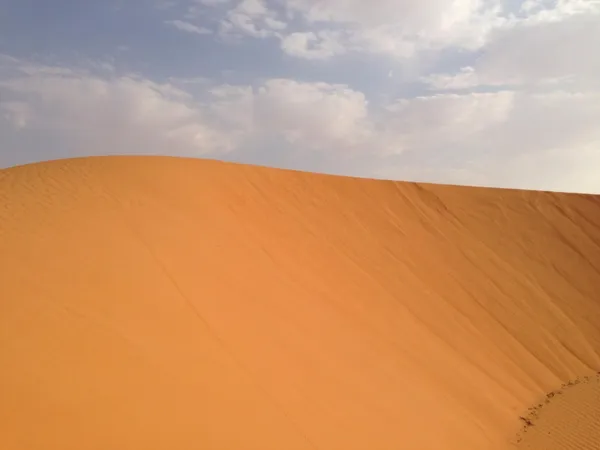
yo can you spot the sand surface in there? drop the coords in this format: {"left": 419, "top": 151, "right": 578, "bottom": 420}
{"left": 1, "top": 155, "right": 600, "bottom": 450}
{"left": 515, "top": 373, "right": 600, "bottom": 448}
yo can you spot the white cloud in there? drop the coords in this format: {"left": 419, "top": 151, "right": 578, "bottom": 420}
{"left": 383, "top": 91, "right": 515, "bottom": 151}
{"left": 204, "top": 78, "right": 374, "bottom": 150}
{"left": 194, "top": 0, "right": 598, "bottom": 63}
{"left": 252, "top": 79, "right": 372, "bottom": 148}
{"left": 280, "top": 31, "right": 346, "bottom": 59}
{"left": 518, "top": 0, "right": 600, "bottom": 24}
{"left": 165, "top": 19, "right": 212, "bottom": 34}
{"left": 2, "top": 53, "right": 600, "bottom": 193}
{"left": 236, "top": 0, "right": 269, "bottom": 15}
{"left": 1, "top": 101, "right": 31, "bottom": 130}
{"left": 0, "top": 57, "right": 373, "bottom": 161}
{"left": 274, "top": 0, "right": 510, "bottom": 59}
{"left": 0, "top": 59, "right": 235, "bottom": 158}
{"left": 422, "top": 66, "right": 481, "bottom": 90}
{"left": 208, "top": 84, "right": 255, "bottom": 135}
{"left": 422, "top": 11, "right": 600, "bottom": 93}
{"left": 375, "top": 89, "right": 600, "bottom": 192}
{"left": 220, "top": 0, "right": 285, "bottom": 38}
{"left": 472, "top": 12, "right": 600, "bottom": 89}
{"left": 264, "top": 16, "right": 287, "bottom": 30}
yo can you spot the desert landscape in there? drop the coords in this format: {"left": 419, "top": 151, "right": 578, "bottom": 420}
{"left": 1, "top": 155, "right": 599, "bottom": 450}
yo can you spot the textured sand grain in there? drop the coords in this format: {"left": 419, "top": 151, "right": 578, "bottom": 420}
{"left": 1, "top": 155, "right": 600, "bottom": 450}
{"left": 515, "top": 374, "right": 600, "bottom": 449}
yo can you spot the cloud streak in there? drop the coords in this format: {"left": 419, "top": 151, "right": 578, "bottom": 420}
{"left": 165, "top": 19, "right": 212, "bottom": 34}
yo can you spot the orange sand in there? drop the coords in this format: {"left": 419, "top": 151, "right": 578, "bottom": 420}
{"left": 1, "top": 155, "right": 600, "bottom": 450}
{"left": 515, "top": 373, "right": 600, "bottom": 448}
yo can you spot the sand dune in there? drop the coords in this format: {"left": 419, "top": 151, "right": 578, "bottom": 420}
{"left": 1, "top": 155, "right": 600, "bottom": 450}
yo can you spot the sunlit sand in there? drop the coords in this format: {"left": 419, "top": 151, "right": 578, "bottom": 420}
{"left": 1, "top": 155, "right": 599, "bottom": 449}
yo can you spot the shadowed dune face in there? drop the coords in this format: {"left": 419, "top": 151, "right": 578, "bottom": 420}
{"left": 1, "top": 155, "right": 600, "bottom": 450}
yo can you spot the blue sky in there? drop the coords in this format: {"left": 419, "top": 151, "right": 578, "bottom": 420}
{"left": 1, "top": 0, "right": 599, "bottom": 193}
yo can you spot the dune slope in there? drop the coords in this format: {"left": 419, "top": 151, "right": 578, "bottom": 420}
{"left": 1, "top": 155, "right": 600, "bottom": 450}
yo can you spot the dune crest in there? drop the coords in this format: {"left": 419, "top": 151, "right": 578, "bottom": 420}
{"left": 1, "top": 155, "right": 600, "bottom": 450}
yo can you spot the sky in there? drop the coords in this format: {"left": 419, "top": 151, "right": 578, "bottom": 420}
{"left": 0, "top": 0, "right": 599, "bottom": 193}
